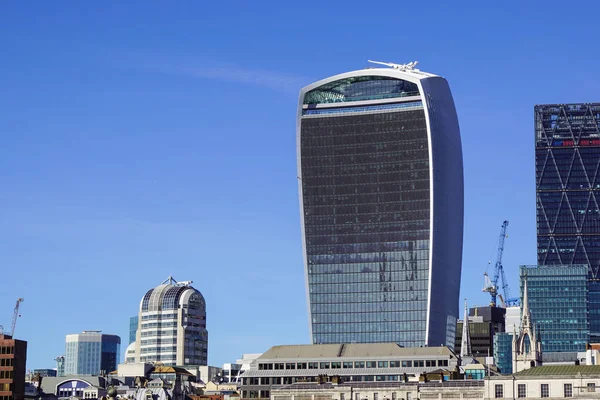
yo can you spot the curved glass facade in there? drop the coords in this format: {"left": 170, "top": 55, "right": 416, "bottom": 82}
{"left": 303, "top": 76, "right": 419, "bottom": 105}
{"left": 299, "top": 71, "right": 463, "bottom": 349}
{"left": 300, "top": 101, "right": 430, "bottom": 346}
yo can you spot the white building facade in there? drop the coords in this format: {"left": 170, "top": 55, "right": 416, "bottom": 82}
{"left": 135, "top": 277, "right": 208, "bottom": 366}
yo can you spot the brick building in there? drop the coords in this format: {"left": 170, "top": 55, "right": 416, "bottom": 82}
{"left": 0, "top": 333, "right": 27, "bottom": 400}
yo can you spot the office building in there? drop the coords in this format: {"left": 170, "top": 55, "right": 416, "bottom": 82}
{"left": 64, "top": 331, "right": 121, "bottom": 375}
{"left": 520, "top": 265, "right": 589, "bottom": 353}
{"left": 32, "top": 369, "right": 57, "bottom": 378}
{"left": 239, "top": 343, "right": 458, "bottom": 399}
{"left": 297, "top": 61, "right": 464, "bottom": 347}
{"left": 493, "top": 333, "right": 513, "bottom": 374}
{"left": 455, "top": 306, "right": 506, "bottom": 358}
{"left": 54, "top": 355, "right": 65, "bottom": 377}
{"left": 504, "top": 305, "right": 521, "bottom": 335}
{"left": 135, "top": 276, "right": 208, "bottom": 366}
{"left": 535, "top": 103, "right": 600, "bottom": 342}
{"left": 129, "top": 316, "right": 138, "bottom": 345}
{"left": 0, "top": 333, "right": 27, "bottom": 400}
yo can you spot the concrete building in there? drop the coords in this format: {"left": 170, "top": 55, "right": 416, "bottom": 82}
{"left": 239, "top": 343, "right": 459, "bottom": 399}
{"left": 504, "top": 306, "right": 520, "bottom": 335}
{"left": 271, "top": 381, "right": 484, "bottom": 400}
{"left": 535, "top": 103, "right": 600, "bottom": 343}
{"left": 485, "top": 365, "right": 600, "bottom": 399}
{"left": 0, "top": 333, "right": 27, "bottom": 400}
{"left": 64, "top": 331, "right": 121, "bottom": 375}
{"left": 223, "top": 354, "right": 262, "bottom": 383}
{"left": 135, "top": 276, "right": 208, "bottom": 366}
{"left": 297, "top": 61, "right": 464, "bottom": 347}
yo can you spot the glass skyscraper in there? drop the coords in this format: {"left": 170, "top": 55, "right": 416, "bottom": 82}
{"left": 493, "top": 332, "right": 513, "bottom": 374}
{"left": 64, "top": 331, "right": 121, "bottom": 375}
{"left": 519, "top": 265, "right": 589, "bottom": 352}
{"left": 535, "top": 103, "right": 600, "bottom": 342}
{"left": 297, "top": 62, "right": 464, "bottom": 347}
{"left": 129, "top": 316, "right": 138, "bottom": 345}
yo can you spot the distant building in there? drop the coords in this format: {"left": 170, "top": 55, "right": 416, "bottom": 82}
{"left": 64, "top": 331, "right": 121, "bottom": 375}
{"left": 239, "top": 343, "right": 459, "bottom": 399}
{"left": 298, "top": 63, "right": 464, "bottom": 347}
{"left": 493, "top": 333, "right": 513, "bottom": 374}
{"left": 455, "top": 306, "right": 505, "bottom": 358}
{"left": 32, "top": 369, "right": 57, "bottom": 378}
{"left": 0, "top": 333, "right": 27, "bottom": 400}
{"left": 535, "top": 103, "right": 600, "bottom": 343}
{"left": 222, "top": 354, "right": 262, "bottom": 383}
{"left": 129, "top": 316, "right": 138, "bottom": 345}
{"left": 520, "top": 265, "right": 589, "bottom": 353}
{"left": 504, "top": 305, "right": 521, "bottom": 334}
{"left": 54, "top": 355, "right": 65, "bottom": 377}
{"left": 135, "top": 276, "right": 208, "bottom": 366}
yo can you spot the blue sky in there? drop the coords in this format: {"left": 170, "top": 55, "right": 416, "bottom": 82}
{"left": 1, "top": 1, "right": 600, "bottom": 370}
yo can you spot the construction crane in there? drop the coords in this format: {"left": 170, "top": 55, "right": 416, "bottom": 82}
{"left": 483, "top": 221, "right": 512, "bottom": 307}
{"left": 10, "top": 298, "right": 24, "bottom": 337}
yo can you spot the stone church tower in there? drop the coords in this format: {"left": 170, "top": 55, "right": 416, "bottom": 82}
{"left": 512, "top": 278, "right": 542, "bottom": 373}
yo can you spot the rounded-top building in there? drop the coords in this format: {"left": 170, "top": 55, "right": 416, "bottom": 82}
{"left": 135, "top": 277, "right": 208, "bottom": 366}
{"left": 297, "top": 61, "right": 463, "bottom": 348}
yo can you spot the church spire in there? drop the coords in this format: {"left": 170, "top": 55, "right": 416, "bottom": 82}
{"left": 460, "top": 298, "right": 472, "bottom": 358}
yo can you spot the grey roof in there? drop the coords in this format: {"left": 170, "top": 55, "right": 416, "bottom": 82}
{"left": 259, "top": 343, "right": 454, "bottom": 360}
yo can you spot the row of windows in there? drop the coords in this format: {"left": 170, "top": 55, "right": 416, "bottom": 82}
{"left": 0, "top": 371, "right": 13, "bottom": 379}
{"left": 257, "top": 359, "right": 448, "bottom": 371}
{"left": 494, "top": 382, "right": 583, "bottom": 398}
{"left": 0, "top": 359, "right": 13, "bottom": 367}
{"left": 0, "top": 348, "right": 14, "bottom": 356}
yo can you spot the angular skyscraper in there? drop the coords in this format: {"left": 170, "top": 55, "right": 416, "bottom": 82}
{"left": 535, "top": 103, "right": 600, "bottom": 342}
{"left": 297, "top": 61, "right": 464, "bottom": 347}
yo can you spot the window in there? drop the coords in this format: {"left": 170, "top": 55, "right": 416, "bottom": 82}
{"left": 274, "top": 363, "right": 284, "bottom": 370}
{"left": 320, "top": 362, "right": 330, "bottom": 369}
{"left": 564, "top": 383, "right": 573, "bottom": 397}
{"left": 355, "top": 393, "right": 360, "bottom": 400}
{"left": 392, "top": 393, "right": 397, "bottom": 400}
{"left": 374, "top": 393, "right": 379, "bottom": 400}
{"left": 285, "top": 363, "right": 295, "bottom": 370}
{"left": 390, "top": 361, "right": 400, "bottom": 367}
{"left": 588, "top": 383, "right": 596, "bottom": 392}
{"left": 332, "top": 362, "right": 341, "bottom": 369}
{"left": 495, "top": 384, "right": 503, "bottom": 398}
{"left": 378, "top": 361, "right": 388, "bottom": 368}
{"left": 343, "top": 362, "right": 353, "bottom": 368}
{"left": 541, "top": 384, "right": 549, "bottom": 398}
{"left": 308, "top": 362, "right": 318, "bottom": 369}
{"left": 355, "top": 361, "right": 365, "bottom": 368}
{"left": 298, "top": 362, "right": 307, "bottom": 369}
{"left": 414, "top": 360, "right": 424, "bottom": 367}
{"left": 366, "top": 361, "right": 376, "bottom": 368}
{"left": 341, "top": 394, "right": 345, "bottom": 400}
{"left": 402, "top": 360, "right": 412, "bottom": 367}
{"left": 518, "top": 384, "right": 526, "bottom": 398}
{"left": 426, "top": 360, "right": 436, "bottom": 367}
{"left": 438, "top": 359, "right": 449, "bottom": 367}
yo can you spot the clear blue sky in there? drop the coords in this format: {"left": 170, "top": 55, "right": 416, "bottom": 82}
{"left": 1, "top": 1, "right": 600, "bottom": 370}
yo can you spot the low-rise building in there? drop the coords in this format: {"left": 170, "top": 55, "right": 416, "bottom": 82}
{"left": 484, "top": 365, "right": 600, "bottom": 399}
{"left": 271, "top": 381, "right": 484, "bottom": 400}
{"left": 239, "top": 343, "right": 459, "bottom": 399}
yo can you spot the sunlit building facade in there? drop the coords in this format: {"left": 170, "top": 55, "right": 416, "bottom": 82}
{"left": 64, "top": 332, "right": 120, "bottom": 375}
{"left": 135, "top": 277, "right": 208, "bottom": 365}
{"left": 297, "top": 63, "right": 464, "bottom": 347}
